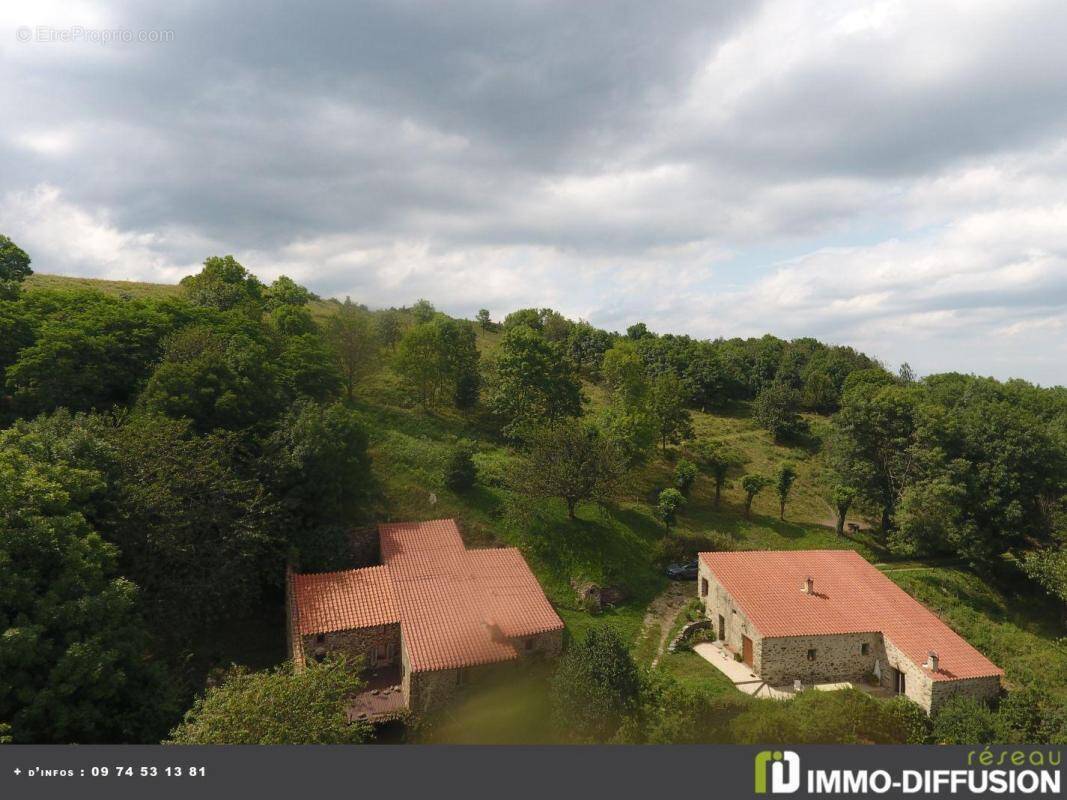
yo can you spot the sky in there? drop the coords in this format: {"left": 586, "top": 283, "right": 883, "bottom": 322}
{"left": 3, "top": 1, "right": 1067, "bottom": 386}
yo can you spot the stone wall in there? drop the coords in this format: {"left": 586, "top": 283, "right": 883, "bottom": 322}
{"left": 302, "top": 623, "right": 402, "bottom": 670}
{"left": 285, "top": 565, "right": 307, "bottom": 671}
{"left": 510, "top": 629, "right": 563, "bottom": 659}
{"left": 699, "top": 559, "right": 763, "bottom": 664}
{"left": 760, "top": 632, "right": 884, "bottom": 685}
{"left": 928, "top": 675, "right": 1001, "bottom": 715}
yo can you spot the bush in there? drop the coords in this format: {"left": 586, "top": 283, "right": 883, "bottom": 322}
{"left": 551, "top": 629, "right": 641, "bottom": 742}
{"left": 443, "top": 440, "right": 477, "bottom": 493}
{"left": 932, "top": 696, "right": 997, "bottom": 744}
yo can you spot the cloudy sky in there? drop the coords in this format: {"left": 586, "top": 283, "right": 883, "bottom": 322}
{"left": 3, "top": 1, "right": 1067, "bottom": 385}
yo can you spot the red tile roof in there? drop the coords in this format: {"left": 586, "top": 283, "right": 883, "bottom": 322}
{"left": 291, "top": 519, "right": 564, "bottom": 673}
{"left": 291, "top": 566, "right": 399, "bottom": 634}
{"left": 700, "top": 550, "right": 1003, "bottom": 682}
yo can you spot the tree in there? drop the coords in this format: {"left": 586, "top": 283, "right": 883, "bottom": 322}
{"left": 551, "top": 629, "right": 641, "bottom": 742}
{"left": 264, "top": 400, "right": 372, "bottom": 532}
{"left": 411, "top": 298, "right": 436, "bottom": 323}
{"left": 264, "top": 275, "right": 311, "bottom": 309}
{"left": 601, "top": 341, "right": 648, "bottom": 408}
{"left": 179, "top": 255, "right": 264, "bottom": 314}
{"left": 395, "top": 317, "right": 479, "bottom": 409}
{"left": 830, "top": 384, "right": 922, "bottom": 533}
{"left": 476, "top": 308, "right": 493, "bottom": 331}
{"left": 626, "top": 322, "right": 651, "bottom": 340}
{"left": 443, "top": 440, "right": 477, "bottom": 493}
{"left": 674, "top": 459, "right": 698, "bottom": 496}
{"left": 140, "top": 324, "right": 282, "bottom": 433}
{"left": 325, "top": 299, "right": 379, "bottom": 400}
{"left": 98, "top": 413, "right": 283, "bottom": 643}
{"left": 741, "top": 474, "right": 771, "bottom": 518}
{"left": 775, "top": 463, "right": 798, "bottom": 519}
{"left": 1022, "top": 547, "right": 1067, "bottom": 625}
{"left": 696, "top": 440, "right": 738, "bottom": 507}
{"left": 0, "top": 440, "right": 173, "bottom": 743}
{"left": 831, "top": 484, "right": 856, "bottom": 535}
{"left": 6, "top": 294, "right": 172, "bottom": 416}
{"left": 484, "top": 325, "right": 582, "bottom": 439}
{"left": 514, "top": 420, "right": 624, "bottom": 520}
{"left": 754, "top": 381, "right": 804, "bottom": 441}
{"left": 168, "top": 657, "right": 369, "bottom": 744}
{"left": 657, "top": 488, "right": 686, "bottom": 533}
{"left": 648, "top": 372, "right": 693, "bottom": 451}
{"left": 375, "top": 309, "right": 404, "bottom": 350}
{"left": 0, "top": 234, "right": 32, "bottom": 300}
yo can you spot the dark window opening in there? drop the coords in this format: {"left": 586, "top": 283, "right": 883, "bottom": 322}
{"left": 315, "top": 634, "right": 325, "bottom": 645}
{"left": 524, "top": 638, "right": 534, "bottom": 651}
{"left": 861, "top": 643, "right": 870, "bottom": 656}
{"left": 807, "top": 649, "right": 817, "bottom": 661}
{"left": 700, "top": 578, "right": 709, "bottom": 597}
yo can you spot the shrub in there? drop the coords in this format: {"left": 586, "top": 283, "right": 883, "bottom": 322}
{"left": 674, "top": 459, "right": 698, "bottom": 495}
{"left": 551, "top": 629, "right": 641, "bottom": 742}
{"left": 932, "top": 696, "right": 997, "bottom": 744}
{"left": 443, "top": 440, "right": 477, "bottom": 493}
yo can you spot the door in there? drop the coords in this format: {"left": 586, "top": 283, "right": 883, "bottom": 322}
{"left": 717, "top": 614, "right": 725, "bottom": 640}
{"left": 741, "top": 635, "right": 753, "bottom": 666}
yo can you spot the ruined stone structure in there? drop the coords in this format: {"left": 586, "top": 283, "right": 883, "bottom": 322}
{"left": 287, "top": 519, "right": 564, "bottom": 718}
{"left": 698, "top": 550, "right": 1002, "bottom": 714}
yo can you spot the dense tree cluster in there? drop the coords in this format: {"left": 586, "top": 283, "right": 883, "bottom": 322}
{"left": 830, "top": 372, "right": 1067, "bottom": 599}
{"left": 0, "top": 248, "right": 375, "bottom": 742}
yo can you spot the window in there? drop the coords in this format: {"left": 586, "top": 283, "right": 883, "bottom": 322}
{"left": 524, "top": 638, "right": 534, "bottom": 651}
{"left": 861, "top": 643, "right": 870, "bottom": 656}
{"left": 807, "top": 648, "right": 817, "bottom": 661}
{"left": 700, "top": 578, "right": 709, "bottom": 597}
{"left": 315, "top": 634, "right": 326, "bottom": 645}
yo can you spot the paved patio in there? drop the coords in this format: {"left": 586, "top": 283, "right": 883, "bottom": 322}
{"left": 346, "top": 666, "right": 407, "bottom": 722}
{"left": 691, "top": 641, "right": 894, "bottom": 701}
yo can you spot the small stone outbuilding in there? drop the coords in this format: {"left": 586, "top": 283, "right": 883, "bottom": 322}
{"left": 287, "top": 519, "right": 564, "bottom": 718}
{"left": 698, "top": 550, "right": 1003, "bottom": 714}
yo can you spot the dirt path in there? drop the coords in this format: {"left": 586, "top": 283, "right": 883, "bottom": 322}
{"left": 639, "top": 581, "right": 693, "bottom": 668}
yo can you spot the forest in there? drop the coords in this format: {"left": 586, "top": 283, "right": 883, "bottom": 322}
{"left": 1, "top": 233, "right": 1065, "bottom": 745}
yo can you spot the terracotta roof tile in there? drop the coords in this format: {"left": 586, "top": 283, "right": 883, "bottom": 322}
{"left": 291, "top": 566, "right": 399, "bottom": 635}
{"left": 290, "top": 520, "right": 564, "bottom": 674}
{"left": 700, "top": 550, "right": 1002, "bottom": 681}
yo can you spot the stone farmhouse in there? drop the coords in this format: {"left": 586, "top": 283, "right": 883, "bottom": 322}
{"left": 698, "top": 550, "right": 1003, "bottom": 714}
{"left": 286, "top": 519, "right": 564, "bottom": 718}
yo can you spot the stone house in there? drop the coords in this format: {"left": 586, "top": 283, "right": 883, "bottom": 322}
{"left": 698, "top": 550, "right": 1003, "bottom": 714}
{"left": 286, "top": 519, "right": 564, "bottom": 717}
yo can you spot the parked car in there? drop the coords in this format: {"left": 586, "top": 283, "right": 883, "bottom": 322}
{"left": 665, "top": 560, "right": 698, "bottom": 580}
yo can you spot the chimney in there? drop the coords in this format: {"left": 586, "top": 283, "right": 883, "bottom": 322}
{"left": 925, "top": 651, "right": 939, "bottom": 672}
{"left": 802, "top": 576, "right": 814, "bottom": 595}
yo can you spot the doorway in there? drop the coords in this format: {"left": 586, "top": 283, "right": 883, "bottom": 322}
{"left": 889, "top": 666, "right": 906, "bottom": 695}
{"left": 717, "top": 614, "right": 725, "bottom": 641}
{"left": 741, "top": 635, "right": 753, "bottom": 667}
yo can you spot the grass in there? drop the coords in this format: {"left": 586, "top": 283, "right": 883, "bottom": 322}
{"left": 26, "top": 273, "right": 1067, "bottom": 733}
{"left": 415, "top": 664, "right": 560, "bottom": 744}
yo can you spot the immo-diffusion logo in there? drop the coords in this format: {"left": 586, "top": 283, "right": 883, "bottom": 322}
{"left": 755, "top": 750, "right": 801, "bottom": 794}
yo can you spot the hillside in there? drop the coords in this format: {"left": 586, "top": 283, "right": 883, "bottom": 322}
{"left": 14, "top": 273, "right": 1067, "bottom": 744}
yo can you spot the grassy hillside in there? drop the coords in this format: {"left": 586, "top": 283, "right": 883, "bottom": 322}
{"left": 23, "top": 273, "right": 1067, "bottom": 737}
